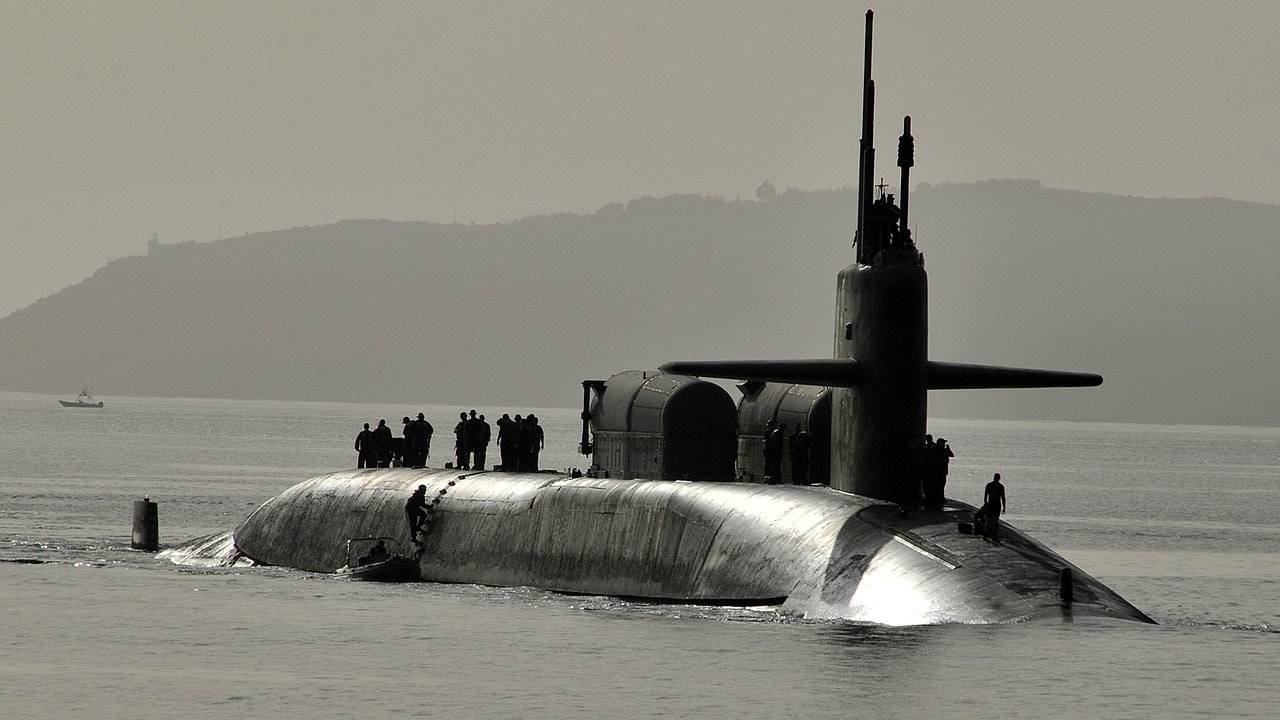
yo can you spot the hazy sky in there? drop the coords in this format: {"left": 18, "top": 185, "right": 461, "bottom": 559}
{"left": 3, "top": 0, "right": 1277, "bottom": 317}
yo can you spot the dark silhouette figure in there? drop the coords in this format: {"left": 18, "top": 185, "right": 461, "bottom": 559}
{"left": 763, "top": 420, "right": 784, "bottom": 484}
{"left": 790, "top": 425, "right": 812, "bottom": 485}
{"left": 474, "top": 414, "right": 491, "bottom": 470}
{"left": 405, "top": 412, "right": 433, "bottom": 468}
{"left": 373, "top": 419, "right": 393, "bottom": 468}
{"left": 906, "top": 434, "right": 928, "bottom": 499}
{"left": 419, "top": 413, "right": 434, "bottom": 464}
{"left": 512, "top": 414, "right": 528, "bottom": 470}
{"left": 923, "top": 436, "right": 954, "bottom": 508}
{"left": 453, "top": 412, "right": 469, "bottom": 469}
{"left": 400, "top": 416, "right": 415, "bottom": 467}
{"left": 974, "top": 473, "right": 1007, "bottom": 539}
{"left": 496, "top": 413, "right": 517, "bottom": 470}
{"left": 358, "top": 539, "right": 391, "bottom": 565}
{"left": 354, "top": 423, "right": 375, "bottom": 468}
{"left": 405, "top": 484, "right": 429, "bottom": 543}
{"left": 464, "top": 410, "right": 484, "bottom": 469}
{"left": 517, "top": 414, "right": 544, "bottom": 472}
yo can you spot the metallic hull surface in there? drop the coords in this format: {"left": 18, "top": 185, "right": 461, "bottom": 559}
{"left": 171, "top": 468, "right": 1152, "bottom": 625}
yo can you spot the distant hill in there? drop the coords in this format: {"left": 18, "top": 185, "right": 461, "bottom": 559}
{"left": 3, "top": 181, "right": 1278, "bottom": 426}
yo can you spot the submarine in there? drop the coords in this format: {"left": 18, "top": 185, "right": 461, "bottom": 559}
{"left": 163, "top": 11, "right": 1153, "bottom": 625}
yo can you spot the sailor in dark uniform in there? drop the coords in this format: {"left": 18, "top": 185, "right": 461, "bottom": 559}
{"left": 405, "top": 485, "right": 429, "bottom": 543}
{"left": 372, "top": 419, "right": 393, "bottom": 468}
{"left": 974, "top": 473, "right": 1006, "bottom": 539}
{"left": 354, "top": 423, "right": 375, "bottom": 468}
{"left": 763, "top": 420, "right": 784, "bottom": 484}
{"left": 454, "top": 412, "right": 470, "bottom": 469}
{"left": 789, "top": 425, "right": 812, "bottom": 485}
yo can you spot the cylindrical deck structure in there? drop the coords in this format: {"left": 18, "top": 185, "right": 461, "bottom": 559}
{"left": 736, "top": 384, "right": 831, "bottom": 484}
{"left": 588, "top": 371, "right": 737, "bottom": 481}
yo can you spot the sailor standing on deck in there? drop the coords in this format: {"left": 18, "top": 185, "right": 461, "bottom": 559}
{"left": 512, "top": 414, "right": 528, "bottom": 470}
{"left": 790, "top": 424, "right": 812, "bottom": 485}
{"left": 453, "top": 412, "right": 470, "bottom": 469}
{"left": 923, "top": 437, "right": 954, "bottom": 508}
{"left": 410, "top": 412, "right": 433, "bottom": 467}
{"left": 976, "top": 473, "right": 1007, "bottom": 539}
{"left": 474, "top": 414, "right": 491, "bottom": 471}
{"left": 496, "top": 413, "right": 516, "bottom": 470}
{"left": 763, "top": 420, "right": 784, "bottom": 484}
{"left": 518, "top": 414, "right": 544, "bottom": 472}
{"left": 354, "top": 423, "right": 375, "bottom": 468}
{"left": 402, "top": 416, "right": 418, "bottom": 467}
{"left": 464, "top": 410, "right": 483, "bottom": 469}
{"left": 373, "top": 419, "right": 393, "bottom": 468}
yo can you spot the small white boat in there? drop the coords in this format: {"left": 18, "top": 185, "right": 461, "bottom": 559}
{"left": 59, "top": 389, "right": 103, "bottom": 408}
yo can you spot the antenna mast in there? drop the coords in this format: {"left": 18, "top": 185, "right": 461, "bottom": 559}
{"left": 898, "top": 115, "right": 913, "bottom": 240}
{"left": 855, "top": 10, "right": 875, "bottom": 264}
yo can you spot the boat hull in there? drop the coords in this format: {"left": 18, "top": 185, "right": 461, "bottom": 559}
{"left": 336, "top": 556, "right": 420, "bottom": 582}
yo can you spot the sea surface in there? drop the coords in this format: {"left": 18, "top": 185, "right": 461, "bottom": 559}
{"left": 1, "top": 391, "right": 1276, "bottom": 719}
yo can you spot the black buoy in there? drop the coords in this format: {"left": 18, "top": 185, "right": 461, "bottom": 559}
{"left": 131, "top": 497, "right": 159, "bottom": 551}
{"left": 1060, "top": 567, "right": 1074, "bottom": 605}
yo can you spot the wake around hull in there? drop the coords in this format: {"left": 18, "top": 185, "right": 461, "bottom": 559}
{"left": 163, "top": 467, "right": 1153, "bottom": 626}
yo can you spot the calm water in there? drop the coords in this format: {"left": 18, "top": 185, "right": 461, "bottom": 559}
{"left": 1, "top": 391, "right": 1276, "bottom": 719}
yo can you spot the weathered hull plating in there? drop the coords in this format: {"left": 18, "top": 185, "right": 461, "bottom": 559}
{"left": 165, "top": 468, "right": 1152, "bottom": 625}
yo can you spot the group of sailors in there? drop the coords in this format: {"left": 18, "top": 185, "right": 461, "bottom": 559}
{"left": 491, "top": 412, "right": 545, "bottom": 473}
{"left": 760, "top": 422, "right": 961, "bottom": 506}
{"left": 354, "top": 410, "right": 545, "bottom": 473}
{"left": 353, "top": 414, "right": 434, "bottom": 469}
{"left": 910, "top": 434, "right": 954, "bottom": 508}
{"left": 761, "top": 419, "right": 814, "bottom": 485}
{"left": 904, "top": 435, "right": 1007, "bottom": 538}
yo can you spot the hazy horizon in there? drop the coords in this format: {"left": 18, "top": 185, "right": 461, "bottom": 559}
{"left": 4, "top": 1, "right": 1279, "bottom": 317}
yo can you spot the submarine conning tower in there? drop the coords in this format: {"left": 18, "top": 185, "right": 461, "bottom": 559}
{"left": 660, "top": 9, "right": 1101, "bottom": 505}
{"left": 835, "top": 173, "right": 927, "bottom": 501}
{"left": 837, "top": 9, "right": 927, "bottom": 501}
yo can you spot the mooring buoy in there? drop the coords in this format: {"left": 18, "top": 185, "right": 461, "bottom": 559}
{"left": 131, "top": 496, "right": 159, "bottom": 551}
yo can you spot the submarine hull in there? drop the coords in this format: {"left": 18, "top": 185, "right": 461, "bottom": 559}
{"left": 167, "top": 468, "right": 1153, "bottom": 625}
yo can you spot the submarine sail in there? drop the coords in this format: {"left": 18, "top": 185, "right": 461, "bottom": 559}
{"left": 662, "top": 9, "right": 1101, "bottom": 505}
